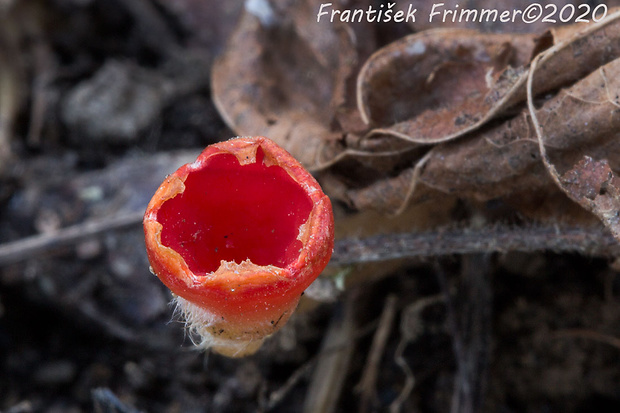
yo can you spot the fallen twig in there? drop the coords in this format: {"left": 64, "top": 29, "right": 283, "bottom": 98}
{"left": 552, "top": 329, "right": 620, "bottom": 351}
{"left": 356, "top": 294, "right": 398, "bottom": 413}
{"left": 0, "top": 214, "right": 618, "bottom": 267}
{"left": 0, "top": 210, "right": 145, "bottom": 266}
{"left": 331, "top": 224, "right": 620, "bottom": 266}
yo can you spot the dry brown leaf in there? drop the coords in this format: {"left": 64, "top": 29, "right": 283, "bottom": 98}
{"left": 336, "top": 10, "right": 620, "bottom": 214}
{"left": 421, "top": 56, "right": 620, "bottom": 199}
{"left": 526, "top": 52, "right": 620, "bottom": 241}
{"left": 212, "top": 0, "right": 374, "bottom": 166}
{"left": 348, "top": 52, "right": 620, "bottom": 211}
{"left": 315, "top": 8, "right": 620, "bottom": 204}
{"left": 356, "top": 29, "right": 535, "bottom": 143}
{"left": 558, "top": 157, "right": 620, "bottom": 240}
{"left": 355, "top": 11, "right": 620, "bottom": 147}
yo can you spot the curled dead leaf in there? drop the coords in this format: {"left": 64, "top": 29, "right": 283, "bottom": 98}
{"left": 419, "top": 56, "right": 620, "bottom": 200}
{"left": 356, "top": 10, "right": 620, "bottom": 147}
{"left": 212, "top": 0, "right": 374, "bottom": 167}
{"left": 356, "top": 29, "right": 535, "bottom": 140}
{"left": 549, "top": 156, "right": 620, "bottom": 241}
{"left": 340, "top": 9, "right": 620, "bottom": 213}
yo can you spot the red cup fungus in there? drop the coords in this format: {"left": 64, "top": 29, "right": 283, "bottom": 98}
{"left": 143, "top": 136, "right": 334, "bottom": 357}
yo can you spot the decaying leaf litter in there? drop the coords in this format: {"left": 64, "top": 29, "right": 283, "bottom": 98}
{"left": 214, "top": 4, "right": 620, "bottom": 229}
{"left": 2, "top": 0, "right": 620, "bottom": 412}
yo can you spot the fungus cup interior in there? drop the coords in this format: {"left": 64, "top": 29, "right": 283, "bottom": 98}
{"left": 157, "top": 147, "right": 313, "bottom": 275}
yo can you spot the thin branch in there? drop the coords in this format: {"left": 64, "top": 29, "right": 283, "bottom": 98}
{"left": 0, "top": 210, "right": 145, "bottom": 266}
{"left": 0, "top": 212, "right": 618, "bottom": 267}
{"left": 303, "top": 292, "right": 358, "bottom": 413}
{"left": 552, "top": 329, "right": 620, "bottom": 351}
{"left": 444, "top": 255, "right": 492, "bottom": 413}
{"left": 331, "top": 224, "right": 620, "bottom": 266}
{"left": 356, "top": 294, "right": 398, "bottom": 413}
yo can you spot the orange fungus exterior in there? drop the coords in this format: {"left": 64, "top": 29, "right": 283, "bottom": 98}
{"left": 143, "top": 136, "right": 334, "bottom": 357}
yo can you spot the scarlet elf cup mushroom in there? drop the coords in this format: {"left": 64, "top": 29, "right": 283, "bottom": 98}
{"left": 143, "top": 136, "right": 334, "bottom": 357}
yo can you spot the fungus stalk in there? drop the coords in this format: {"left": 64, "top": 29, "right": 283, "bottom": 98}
{"left": 144, "top": 136, "right": 334, "bottom": 357}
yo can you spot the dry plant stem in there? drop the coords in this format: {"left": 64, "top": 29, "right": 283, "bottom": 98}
{"left": 394, "top": 151, "right": 432, "bottom": 215}
{"left": 303, "top": 292, "right": 358, "bottom": 413}
{"left": 552, "top": 329, "right": 620, "bottom": 351}
{"left": 260, "top": 358, "right": 317, "bottom": 412}
{"left": 74, "top": 295, "right": 138, "bottom": 343}
{"left": 437, "top": 255, "right": 492, "bottom": 413}
{"left": 310, "top": 144, "right": 418, "bottom": 172}
{"left": 389, "top": 340, "right": 414, "bottom": 413}
{"left": 331, "top": 224, "right": 620, "bottom": 266}
{"left": 528, "top": 49, "right": 620, "bottom": 241}
{"left": 527, "top": 53, "right": 569, "bottom": 193}
{"left": 1, "top": 218, "right": 619, "bottom": 268}
{"left": 356, "top": 294, "right": 398, "bottom": 413}
{"left": 389, "top": 294, "right": 445, "bottom": 413}
{"left": 262, "top": 305, "right": 387, "bottom": 412}
{"left": 0, "top": 210, "right": 145, "bottom": 266}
